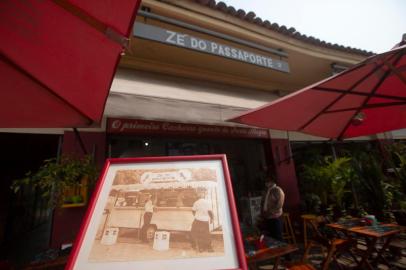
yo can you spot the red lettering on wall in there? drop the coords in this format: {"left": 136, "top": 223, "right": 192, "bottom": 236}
{"left": 107, "top": 118, "right": 269, "bottom": 139}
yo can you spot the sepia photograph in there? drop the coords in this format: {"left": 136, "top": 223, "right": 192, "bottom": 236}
{"left": 89, "top": 167, "right": 224, "bottom": 261}
{"left": 66, "top": 155, "right": 246, "bottom": 270}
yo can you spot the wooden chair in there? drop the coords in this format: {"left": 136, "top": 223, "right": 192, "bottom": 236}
{"left": 301, "top": 214, "right": 317, "bottom": 248}
{"left": 283, "top": 213, "right": 297, "bottom": 244}
{"left": 302, "top": 216, "right": 357, "bottom": 270}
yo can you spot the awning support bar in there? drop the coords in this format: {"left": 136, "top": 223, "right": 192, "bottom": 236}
{"left": 73, "top": 128, "right": 88, "bottom": 155}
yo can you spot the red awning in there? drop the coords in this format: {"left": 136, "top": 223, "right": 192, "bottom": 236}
{"left": 230, "top": 43, "right": 406, "bottom": 139}
{"left": 0, "top": 0, "right": 141, "bottom": 127}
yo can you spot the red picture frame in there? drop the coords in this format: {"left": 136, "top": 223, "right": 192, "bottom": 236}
{"left": 66, "top": 154, "right": 247, "bottom": 270}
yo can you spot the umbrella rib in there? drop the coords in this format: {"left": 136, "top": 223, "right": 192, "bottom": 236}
{"left": 1, "top": 54, "right": 94, "bottom": 126}
{"left": 325, "top": 101, "right": 406, "bottom": 114}
{"left": 381, "top": 56, "right": 406, "bottom": 86}
{"left": 312, "top": 87, "right": 406, "bottom": 101}
{"left": 52, "top": 0, "right": 105, "bottom": 32}
{"left": 337, "top": 52, "right": 405, "bottom": 140}
{"left": 298, "top": 63, "right": 389, "bottom": 132}
{"left": 52, "top": 0, "right": 128, "bottom": 47}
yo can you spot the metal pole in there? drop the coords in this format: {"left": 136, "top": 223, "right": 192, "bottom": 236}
{"left": 286, "top": 131, "right": 292, "bottom": 163}
{"left": 330, "top": 142, "right": 337, "bottom": 160}
{"left": 56, "top": 135, "right": 63, "bottom": 163}
{"left": 73, "top": 128, "right": 88, "bottom": 155}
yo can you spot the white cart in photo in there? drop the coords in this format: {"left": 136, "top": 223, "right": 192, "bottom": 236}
{"left": 98, "top": 178, "right": 222, "bottom": 243}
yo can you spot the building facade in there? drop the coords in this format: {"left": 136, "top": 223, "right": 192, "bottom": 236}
{"left": 1, "top": 0, "right": 403, "bottom": 254}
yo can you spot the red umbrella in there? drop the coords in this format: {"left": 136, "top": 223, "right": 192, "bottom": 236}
{"left": 0, "top": 0, "right": 141, "bottom": 127}
{"left": 230, "top": 41, "right": 406, "bottom": 139}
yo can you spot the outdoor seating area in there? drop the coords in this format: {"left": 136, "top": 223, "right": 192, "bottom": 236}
{"left": 242, "top": 214, "right": 406, "bottom": 270}
{"left": 15, "top": 212, "right": 406, "bottom": 270}
{"left": 239, "top": 139, "right": 406, "bottom": 269}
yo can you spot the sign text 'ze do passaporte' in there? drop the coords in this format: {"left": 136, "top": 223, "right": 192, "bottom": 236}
{"left": 134, "top": 22, "right": 289, "bottom": 73}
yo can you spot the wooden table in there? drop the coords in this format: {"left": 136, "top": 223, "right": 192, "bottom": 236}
{"left": 246, "top": 244, "right": 298, "bottom": 270}
{"left": 327, "top": 222, "right": 404, "bottom": 270}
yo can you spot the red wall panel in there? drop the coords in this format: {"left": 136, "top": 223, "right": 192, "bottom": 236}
{"left": 51, "top": 131, "right": 106, "bottom": 248}
{"left": 270, "top": 138, "right": 301, "bottom": 214}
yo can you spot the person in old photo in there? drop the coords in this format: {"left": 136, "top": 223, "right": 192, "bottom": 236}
{"left": 141, "top": 193, "right": 154, "bottom": 242}
{"left": 191, "top": 190, "right": 214, "bottom": 252}
{"left": 261, "top": 177, "right": 285, "bottom": 241}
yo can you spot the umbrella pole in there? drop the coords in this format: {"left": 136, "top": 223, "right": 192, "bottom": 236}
{"left": 287, "top": 131, "right": 292, "bottom": 161}
{"left": 330, "top": 142, "right": 337, "bottom": 160}
{"left": 56, "top": 135, "right": 63, "bottom": 163}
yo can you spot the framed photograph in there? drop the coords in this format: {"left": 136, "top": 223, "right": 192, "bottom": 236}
{"left": 66, "top": 154, "right": 247, "bottom": 270}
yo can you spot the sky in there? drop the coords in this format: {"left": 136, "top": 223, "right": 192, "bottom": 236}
{"left": 221, "top": 0, "right": 406, "bottom": 53}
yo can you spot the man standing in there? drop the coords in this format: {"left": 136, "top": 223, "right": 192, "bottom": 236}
{"left": 191, "top": 190, "right": 214, "bottom": 252}
{"left": 141, "top": 193, "right": 154, "bottom": 242}
{"left": 261, "top": 178, "right": 285, "bottom": 241}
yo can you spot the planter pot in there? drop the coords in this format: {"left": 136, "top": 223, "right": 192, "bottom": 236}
{"left": 61, "top": 177, "right": 88, "bottom": 208}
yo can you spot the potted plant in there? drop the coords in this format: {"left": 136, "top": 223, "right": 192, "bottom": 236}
{"left": 12, "top": 155, "right": 98, "bottom": 208}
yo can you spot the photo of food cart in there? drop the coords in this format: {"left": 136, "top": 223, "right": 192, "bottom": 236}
{"left": 96, "top": 180, "right": 222, "bottom": 242}
{"left": 88, "top": 166, "right": 226, "bottom": 263}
